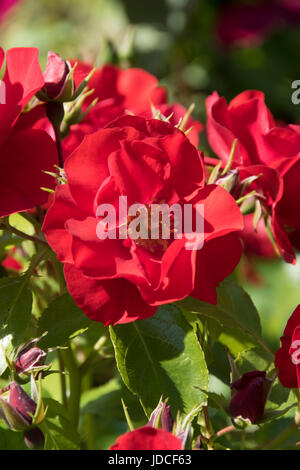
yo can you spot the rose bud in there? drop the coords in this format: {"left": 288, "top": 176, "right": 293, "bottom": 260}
{"left": 0, "top": 382, "right": 37, "bottom": 431}
{"left": 229, "top": 371, "right": 269, "bottom": 424}
{"left": 147, "top": 398, "right": 174, "bottom": 433}
{"left": 37, "top": 52, "right": 94, "bottom": 104}
{"left": 24, "top": 427, "right": 45, "bottom": 450}
{"left": 38, "top": 51, "right": 73, "bottom": 102}
{"left": 193, "top": 435, "right": 203, "bottom": 450}
{"left": 216, "top": 169, "right": 239, "bottom": 194}
{"left": 15, "top": 346, "right": 47, "bottom": 375}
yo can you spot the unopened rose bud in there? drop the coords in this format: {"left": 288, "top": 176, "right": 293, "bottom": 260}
{"left": 216, "top": 169, "right": 239, "bottom": 194}
{"left": 229, "top": 371, "right": 269, "bottom": 424}
{"left": 147, "top": 399, "right": 174, "bottom": 432}
{"left": 37, "top": 51, "right": 75, "bottom": 102}
{"left": 8, "top": 382, "right": 36, "bottom": 424}
{"left": 37, "top": 52, "right": 75, "bottom": 103}
{"left": 24, "top": 427, "right": 45, "bottom": 450}
{"left": 161, "top": 404, "right": 174, "bottom": 433}
{"left": 193, "top": 435, "right": 203, "bottom": 450}
{"left": 37, "top": 52, "right": 95, "bottom": 105}
{"left": 43, "top": 52, "right": 71, "bottom": 99}
{"left": 0, "top": 382, "right": 36, "bottom": 431}
{"left": 15, "top": 347, "right": 47, "bottom": 374}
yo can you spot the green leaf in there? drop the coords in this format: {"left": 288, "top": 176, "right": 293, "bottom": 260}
{"left": 9, "top": 213, "right": 35, "bottom": 236}
{"left": 40, "top": 398, "right": 81, "bottom": 450}
{"left": 235, "top": 347, "right": 273, "bottom": 375}
{"left": 259, "top": 384, "right": 297, "bottom": 424}
{"left": 110, "top": 304, "right": 209, "bottom": 418}
{"left": 0, "top": 276, "right": 32, "bottom": 357}
{"left": 80, "top": 379, "right": 142, "bottom": 450}
{"left": 178, "top": 280, "right": 273, "bottom": 359}
{"left": 203, "top": 390, "right": 229, "bottom": 415}
{"left": 0, "top": 424, "right": 28, "bottom": 450}
{"left": 267, "top": 380, "right": 291, "bottom": 409}
{"left": 80, "top": 378, "right": 146, "bottom": 423}
{"left": 259, "top": 404, "right": 297, "bottom": 424}
{"left": 37, "top": 293, "right": 95, "bottom": 349}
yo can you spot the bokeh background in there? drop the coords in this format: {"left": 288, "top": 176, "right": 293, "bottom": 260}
{"left": 1, "top": 0, "right": 300, "bottom": 448}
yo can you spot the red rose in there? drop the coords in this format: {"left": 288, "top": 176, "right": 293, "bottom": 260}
{"left": 42, "top": 116, "right": 243, "bottom": 325}
{"left": 206, "top": 90, "right": 299, "bottom": 263}
{"left": 275, "top": 305, "right": 300, "bottom": 389}
{"left": 239, "top": 164, "right": 295, "bottom": 264}
{"left": 0, "top": 47, "right": 57, "bottom": 217}
{"left": 273, "top": 155, "right": 300, "bottom": 232}
{"left": 109, "top": 426, "right": 183, "bottom": 450}
{"left": 206, "top": 90, "right": 300, "bottom": 167}
{"left": 72, "top": 61, "right": 167, "bottom": 114}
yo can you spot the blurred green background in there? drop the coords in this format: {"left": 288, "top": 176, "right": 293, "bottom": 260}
{"left": 1, "top": 0, "right": 300, "bottom": 352}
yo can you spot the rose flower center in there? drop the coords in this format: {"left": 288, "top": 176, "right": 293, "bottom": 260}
{"left": 126, "top": 203, "right": 178, "bottom": 253}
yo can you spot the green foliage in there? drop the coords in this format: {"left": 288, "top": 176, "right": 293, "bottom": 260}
{"left": 110, "top": 304, "right": 209, "bottom": 417}
{"left": 81, "top": 378, "right": 145, "bottom": 423}
{"left": 0, "top": 0, "right": 299, "bottom": 451}
{"left": 40, "top": 398, "right": 81, "bottom": 450}
{"left": 0, "top": 276, "right": 32, "bottom": 357}
{"left": 0, "top": 231, "right": 23, "bottom": 257}
{"left": 179, "top": 280, "right": 273, "bottom": 360}
{"left": 37, "top": 293, "right": 96, "bottom": 349}
{"left": 0, "top": 423, "right": 28, "bottom": 450}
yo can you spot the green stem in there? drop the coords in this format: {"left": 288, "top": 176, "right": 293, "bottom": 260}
{"left": 27, "top": 248, "right": 48, "bottom": 274}
{"left": 121, "top": 398, "right": 134, "bottom": 431}
{"left": 79, "top": 336, "right": 107, "bottom": 377}
{"left": 82, "top": 371, "right": 95, "bottom": 450}
{"left": 236, "top": 190, "right": 257, "bottom": 205}
{"left": 203, "top": 406, "right": 212, "bottom": 439}
{"left": 61, "top": 346, "right": 81, "bottom": 429}
{"left": 83, "top": 409, "right": 95, "bottom": 450}
{"left": 0, "top": 221, "right": 49, "bottom": 248}
{"left": 222, "top": 138, "right": 237, "bottom": 175}
{"left": 58, "top": 350, "right": 68, "bottom": 410}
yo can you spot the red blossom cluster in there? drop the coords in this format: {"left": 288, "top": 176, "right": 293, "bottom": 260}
{"left": 1, "top": 48, "right": 300, "bottom": 329}
{"left": 0, "top": 39, "right": 300, "bottom": 452}
{"left": 206, "top": 90, "right": 300, "bottom": 264}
